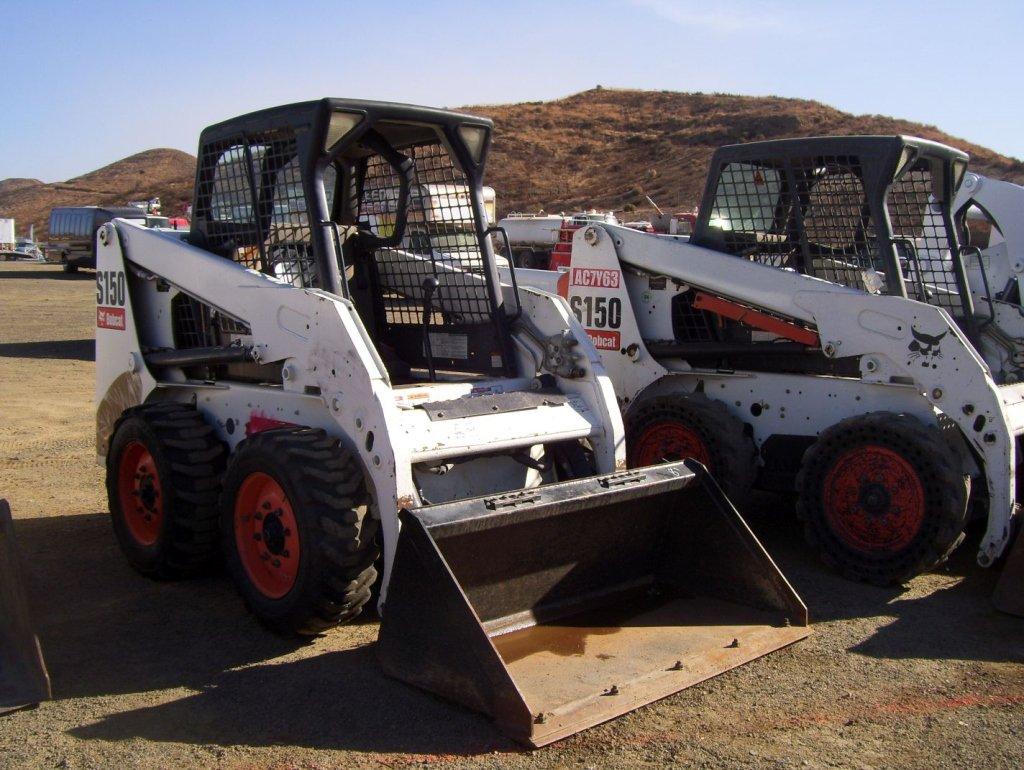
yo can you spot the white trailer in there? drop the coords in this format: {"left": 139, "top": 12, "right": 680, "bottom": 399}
{"left": 0, "top": 218, "right": 14, "bottom": 251}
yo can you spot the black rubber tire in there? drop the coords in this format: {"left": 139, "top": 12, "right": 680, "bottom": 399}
{"left": 796, "top": 412, "right": 970, "bottom": 586}
{"left": 106, "top": 402, "right": 227, "bottom": 578}
{"left": 220, "top": 428, "right": 380, "bottom": 635}
{"left": 625, "top": 392, "right": 758, "bottom": 505}
{"left": 514, "top": 249, "right": 543, "bottom": 269}
{"left": 62, "top": 260, "right": 77, "bottom": 274}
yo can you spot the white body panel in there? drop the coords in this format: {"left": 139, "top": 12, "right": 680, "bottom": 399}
{"left": 96, "top": 219, "right": 625, "bottom": 606}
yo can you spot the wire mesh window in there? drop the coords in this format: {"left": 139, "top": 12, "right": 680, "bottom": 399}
{"left": 355, "top": 142, "right": 494, "bottom": 328}
{"left": 707, "top": 162, "right": 791, "bottom": 267}
{"left": 888, "top": 161, "right": 962, "bottom": 314}
{"left": 793, "top": 158, "right": 885, "bottom": 292}
{"left": 195, "top": 129, "right": 318, "bottom": 288}
{"left": 171, "top": 293, "right": 252, "bottom": 350}
{"left": 345, "top": 137, "right": 504, "bottom": 375}
{"left": 671, "top": 291, "right": 716, "bottom": 342}
{"left": 706, "top": 157, "right": 887, "bottom": 293}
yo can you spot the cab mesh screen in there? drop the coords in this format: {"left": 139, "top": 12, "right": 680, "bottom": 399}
{"left": 707, "top": 156, "right": 886, "bottom": 292}
{"left": 888, "top": 161, "right": 962, "bottom": 314}
{"left": 194, "top": 128, "right": 318, "bottom": 288}
{"left": 356, "top": 141, "right": 494, "bottom": 328}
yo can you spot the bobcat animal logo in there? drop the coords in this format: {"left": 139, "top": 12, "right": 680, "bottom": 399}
{"left": 908, "top": 326, "right": 948, "bottom": 367}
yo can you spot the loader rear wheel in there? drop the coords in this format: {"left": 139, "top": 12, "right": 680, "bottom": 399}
{"left": 797, "top": 412, "right": 970, "bottom": 585}
{"left": 626, "top": 393, "right": 758, "bottom": 504}
{"left": 221, "top": 428, "right": 380, "bottom": 635}
{"left": 106, "top": 402, "right": 227, "bottom": 578}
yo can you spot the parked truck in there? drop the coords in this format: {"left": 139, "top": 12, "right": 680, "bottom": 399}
{"left": 48, "top": 206, "right": 148, "bottom": 272}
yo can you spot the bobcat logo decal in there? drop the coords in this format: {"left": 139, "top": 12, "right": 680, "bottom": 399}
{"left": 908, "top": 326, "right": 947, "bottom": 368}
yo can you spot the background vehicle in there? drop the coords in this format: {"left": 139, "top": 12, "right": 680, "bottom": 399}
{"left": 514, "top": 135, "right": 1024, "bottom": 590}
{"left": 0, "top": 218, "right": 14, "bottom": 252}
{"left": 48, "top": 206, "right": 147, "bottom": 272}
{"left": 95, "top": 99, "right": 808, "bottom": 746}
{"left": 500, "top": 210, "right": 618, "bottom": 269}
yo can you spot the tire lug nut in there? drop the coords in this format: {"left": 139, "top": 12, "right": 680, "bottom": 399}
{"left": 282, "top": 549, "right": 289, "bottom": 558}
{"left": 261, "top": 501, "right": 271, "bottom": 509}
{"left": 272, "top": 558, "right": 281, "bottom": 567}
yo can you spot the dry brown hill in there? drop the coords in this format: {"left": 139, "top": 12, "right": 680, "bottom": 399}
{"left": 468, "top": 88, "right": 1024, "bottom": 218}
{"left": 2, "top": 89, "right": 1022, "bottom": 239}
{"left": 0, "top": 148, "right": 195, "bottom": 239}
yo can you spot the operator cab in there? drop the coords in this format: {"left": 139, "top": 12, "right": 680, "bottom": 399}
{"left": 691, "top": 136, "right": 974, "bottom": 333}
{"left": 189, "top": 99, "right": 515, "bottom": 384}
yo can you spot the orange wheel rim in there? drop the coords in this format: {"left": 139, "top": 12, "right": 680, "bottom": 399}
{"left": 234, "top": 472, "right": 301, "bottom": 599}
{"left": 823, "top": 445, "right": 926, "bottom": 554}
{"left": 117, "top": 440, "right": 163, "bottom": 546}
{"left": 630, "top": 419, "right": 711, "bottom": 469}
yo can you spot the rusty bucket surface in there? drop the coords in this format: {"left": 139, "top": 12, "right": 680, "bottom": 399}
{"left": 0, "top": 499, "right": 51, "bottom": 714}
{"left": 377, "top": 461, "right": 809, "bottom": 746}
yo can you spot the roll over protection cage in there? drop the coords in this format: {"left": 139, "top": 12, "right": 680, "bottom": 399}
{"left": 188, "top": 98, "right": 518, "bottom": 376}
{"left": 691, "top": 135, "right": 975, "bottom": 337}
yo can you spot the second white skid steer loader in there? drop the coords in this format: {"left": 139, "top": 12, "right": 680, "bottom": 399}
{"left": 94, "top": 99, "right": 808, "bottom": 746}
{"left": 513, "top": 136, "right": 1024, "bottom": 589}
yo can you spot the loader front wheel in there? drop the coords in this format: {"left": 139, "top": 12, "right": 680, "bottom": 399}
{"left": 626, "top": 393, "right": 757, "bottom": 505}
{"left": 221, "top": 428, "right": 380, "bottom": 635}
{"left": 797, "top": 412, "right": 970, "bottom": 585}
{"left": 106, "top": 402, "right": 227, "bottom": 578}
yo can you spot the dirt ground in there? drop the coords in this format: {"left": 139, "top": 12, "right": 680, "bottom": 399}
{"left": 0, "top": 262, "right": 1022, "bottom": 769}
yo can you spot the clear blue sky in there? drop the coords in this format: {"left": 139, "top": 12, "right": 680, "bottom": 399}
{"left": 3, "top": 0, "right": 1021, "bottom": 182}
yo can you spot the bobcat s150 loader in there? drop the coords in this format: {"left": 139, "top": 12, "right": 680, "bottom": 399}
{"left": 513, "top": 136, "right": 1024, "bottom": 595}
{"left": 94, "top": 100, "right": 808, "bottom": 746}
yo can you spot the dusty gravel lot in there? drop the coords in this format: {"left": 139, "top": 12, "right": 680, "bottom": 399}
{"left": 1, "top": 262, "right": 1022, "bottom": 769}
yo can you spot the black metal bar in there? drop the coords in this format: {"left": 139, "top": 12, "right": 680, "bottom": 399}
{"left": 322, "top": 220, "right": 351, "bottom": 299}
{"left": 421, "top": 276, "right": 439, "bottom": 381}
{"left": 487, "top": 226, "right": 522, "bottom": 321}
{"left": 646, "top": 341, "right": 811, "bottom": 358}
{"left": 144, "top": 345, "right": 255, "bottom": 368}
{"left": 962, "top": 245, "right": 996, "bottom": 327}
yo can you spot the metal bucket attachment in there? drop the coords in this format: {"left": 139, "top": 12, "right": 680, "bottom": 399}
{"left": 0, "top": 499, "right": 51, "bottom": 714}
{"left": 378, "top": 461, "right": 809, "bottom": 746}
{"left": 993, "top": 530, "right": 1024, "bottom": 616}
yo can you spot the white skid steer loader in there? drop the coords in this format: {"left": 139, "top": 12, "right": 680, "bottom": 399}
{"left": 94, "top": 100, "right": 808, "bottom": 746}
{"left": 513, "top": 135, "right": 1024, "bottom": 593}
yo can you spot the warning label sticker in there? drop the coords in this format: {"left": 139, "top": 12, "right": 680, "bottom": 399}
{"left": 97, "top": 306, "right": 126, "bottom": 330}
{"left": 427, "top": 332, "right": 469, "bottom": 360}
